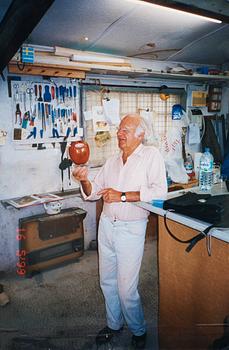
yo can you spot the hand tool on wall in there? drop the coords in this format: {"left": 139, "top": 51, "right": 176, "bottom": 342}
{"left": 69, "top": 86, "right": 72, "bottom": 104}
{"left": 56, "top": 86, "right": 59, "bottom": 104}
{"left": 51, "top": 86, "right": 55, "bottom": 100}
{"left": 73, "top": 86, "right": 77, "bottom": 110}
{"left": 27, "top": 126, "right": 37, "bottom": 139}
{"left": 52, "top": 124, "right": 59, "bottom": 138}
{"left": 26, "top": 87, "right": 34, "bottom": 114}
{"left": 73, "top": 126, "right": 78, "bottom": 137}
{"left": 13, "top": 83, "right": 19, "bottom": 102}
{"left": 15, "top": 103, "right": 22, "bottom": 125}
{"left": 38, "top": 85, "right": 43, "bottom": 101}
{"left": 37, "top": 129, "right": 46, "bottom": 150}
{"left": 34, "top": 84, "right": 38, "bottom": 101}
{"left": 43, "top": 85, "right": 51, "bottom": 102}
{"left": 22, "top": 112, "right": 30, "bottom": 129}
{"left": 22, "top": 83, "right": 27, "bottom": 111}
{"left": 41, "top": 103, "right": 46, "bottom": 131}
{"left": 38, "top": 102, "right": 41, "bottom": 119}
{"left": 45, "top": 103, "right": 49, "bottom": 121}
{"left": 66, "top": 126, "right": 71, "bottom": 138}
{"left": 59, "top": 85, "right": 64, "bottom": 104}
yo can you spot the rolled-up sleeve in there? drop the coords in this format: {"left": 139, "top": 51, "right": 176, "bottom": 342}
{"left": 139, "top": 148, "right": 167, "bottom": 202}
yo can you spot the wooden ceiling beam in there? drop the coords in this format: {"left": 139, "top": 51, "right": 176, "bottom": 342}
{"left": 0, "top": 0, "right": 55, "bottom": 73}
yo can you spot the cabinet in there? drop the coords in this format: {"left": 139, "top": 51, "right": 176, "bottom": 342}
{"left": 158, "top": 216, "right": 229, "bottom": 349}
{"left": 208, "top": 85, "right": 222, "bottom": 112}
{"left": 18, "top": 208, "right": 86, "bottom": 276}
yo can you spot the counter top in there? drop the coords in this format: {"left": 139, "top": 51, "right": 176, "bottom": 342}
{"left": 134, "top": 183, "right": 229, "bottom": 244}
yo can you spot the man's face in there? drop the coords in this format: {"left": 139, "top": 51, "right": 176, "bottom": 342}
{"left": 117, "top": 116, "right": 142, "bottom": 152}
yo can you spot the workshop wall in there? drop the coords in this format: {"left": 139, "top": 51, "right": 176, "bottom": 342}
{"left": 0, "top": 72, "right": 80, "bottom": 201}
{"left": 0, "top": 71, "right": 97, "bottom": 272}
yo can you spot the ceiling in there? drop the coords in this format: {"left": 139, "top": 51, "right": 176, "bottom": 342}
{"left": 1, "top": 0, "right": 229, "bottom": 73}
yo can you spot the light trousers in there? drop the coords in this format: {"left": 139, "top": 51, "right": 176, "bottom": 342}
{"left": 98, "top": 212, "right": 148, "bottom": 336}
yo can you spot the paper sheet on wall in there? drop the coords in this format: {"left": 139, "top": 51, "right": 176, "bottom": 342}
{"left": 187, "top": 123, "right": 200, "bottom": 144}
{"left": 102, "top": 98, "right": 120, "bottom": 125}
{"left": 92, "top": 106, "right": 110, "bottom": 132}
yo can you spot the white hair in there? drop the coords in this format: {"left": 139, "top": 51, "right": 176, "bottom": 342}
{"left": 121, "top": 113, "right": 155, "bottom": 145}
{"left": 135, "top": 116, "right": 154, "bottom": 145}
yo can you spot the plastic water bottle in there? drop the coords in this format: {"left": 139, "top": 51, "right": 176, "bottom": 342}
{"left": 199, "top": 148, "right": 214, "bottom": 191}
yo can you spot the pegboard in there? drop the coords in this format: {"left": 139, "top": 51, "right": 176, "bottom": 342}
{"left": 11, "top": 80, "right": 82, "bottom": 145}
{"left": 83, "top": 88, "right": 181, "bottom": 166}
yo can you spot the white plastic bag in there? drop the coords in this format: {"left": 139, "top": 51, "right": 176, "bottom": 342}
{"left": 160, "top": 127, "right": 189, "bottom": 183}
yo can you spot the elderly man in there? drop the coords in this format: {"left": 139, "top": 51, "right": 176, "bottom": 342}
{"left": 72, "top": 113, "right": 167, "bottom": 349}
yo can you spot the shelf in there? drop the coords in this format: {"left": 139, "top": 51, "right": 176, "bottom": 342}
{"left": 87, "top": 68, "right": 229, "bottom": 83}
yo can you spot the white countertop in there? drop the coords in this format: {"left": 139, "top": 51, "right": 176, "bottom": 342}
{"left": 134, "top": 182, "right": 229, "bottom": 244}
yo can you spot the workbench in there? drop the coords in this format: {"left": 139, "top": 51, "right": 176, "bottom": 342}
{"left": 134, "top": 184, "right": 229, "bottom": 349}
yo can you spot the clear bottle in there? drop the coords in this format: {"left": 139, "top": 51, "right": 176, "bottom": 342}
{"left": 184, "top": 153, "right": 195, "bottom": 178}
{"left": 199, "top": 148, "right": 214, "bottom": 191}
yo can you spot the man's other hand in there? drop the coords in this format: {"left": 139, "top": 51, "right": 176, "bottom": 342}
{"left": 97, "top": 188, "right": 122, "bottom": 203}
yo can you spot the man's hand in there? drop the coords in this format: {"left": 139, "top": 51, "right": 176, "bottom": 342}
{"left": 72, "top": 166, "right": 88, "bottom": 182}
{"left": 72, "top": 166, "right": 92, "bottom": 196}
{"left": 97, "top": 188, "right": 122, "bottom": 203}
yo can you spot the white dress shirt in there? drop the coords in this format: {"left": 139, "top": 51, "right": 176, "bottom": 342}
{"left": 81, "top": 143, "right": 167, "bottom": 221}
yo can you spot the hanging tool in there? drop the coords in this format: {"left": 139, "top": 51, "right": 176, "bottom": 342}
{"left": 13, "top": 84, "right": 19, "bottom": 102}
{"left": 22, "top": 83, "right": 27, "bottom": 111}
{"left": 66, "top": 126, "right": 71, "bottom": 138}
{"left": 37, "top": 129, "right": 46, "bottom": 150}
{"left": 56, "top": 86, "right": 59, "bottom": 104}
{"left": 73, "top": 126, "right": 78, "bottom": 137}
{"left": 41, "top": 103, "right": 46, "bottom": 130}
{"left": 52, "top": 124, "right": 59, "bottom": 138}
{"left": 59, "top": 137, "right": 72, "bottom": 191}
{"left": 73, "top": 86, "right": 77, "bottom": 110}
{"left": 51, "top": 86, "right": 55, "bottom": 100}
{"left": 22, "top": 112, "right": 30, "bottom": 129}
{"left": 45, "top": 103, "right": 49, "bottom": 120}
{"left": 27, "top": 126, "right": 37, "bottom": 139}
{"left": 15, "top": 103, "right": 22, "bottom": 125}
{"left": 43, "top": 85, "right": 51, "bottom": 102}
{"left": 38, "top": 102, "right": 41, "bottom": 119}
{"left": 59, "top": 85, "right": 64, "bottom": 103}
{"left": 34, "top": 84, "right": 38, "bottom": 101}
{"left": 38, "top": 85, "right": 43, "bottom": 101}
{"left": 26, "top": 87, "right": 34, "bottom": 114}
{"left": 69, "top": 86, "right": 72, "bottom": 104}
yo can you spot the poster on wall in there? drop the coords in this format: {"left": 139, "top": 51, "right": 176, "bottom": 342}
{"left": 11, "top": 81, "right": 82, "bottom": 143}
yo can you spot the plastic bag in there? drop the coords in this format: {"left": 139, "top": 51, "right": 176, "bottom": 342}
{"left": 160, "top": 127, "right": 189, "bottom": 183}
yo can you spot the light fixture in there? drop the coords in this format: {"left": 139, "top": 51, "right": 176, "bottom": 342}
{"left": 127, "top": 0, "right": 222, "bottom": 24}
{"left": 71, "top": 53, "right": 127, "bottom": 64}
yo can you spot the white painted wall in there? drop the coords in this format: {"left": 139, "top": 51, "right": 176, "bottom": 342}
{"left": 0, "top": 70, "right": 97, "bottom": 272}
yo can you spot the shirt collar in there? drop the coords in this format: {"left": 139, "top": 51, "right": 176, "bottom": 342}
{"left": 118, "top": 143, "right": 144, "bottom": 160}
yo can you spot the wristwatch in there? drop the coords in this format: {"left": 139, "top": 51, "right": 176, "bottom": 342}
{"left": 121, "top": 192, "right": 127, "bottom": 202}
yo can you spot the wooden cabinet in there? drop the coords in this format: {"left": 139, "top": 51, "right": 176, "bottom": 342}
{"left": 208, "top": 85, "right": 222, "bottom": 112}
{"left": 158, "top": 216, "right": 229, "bottom": 349}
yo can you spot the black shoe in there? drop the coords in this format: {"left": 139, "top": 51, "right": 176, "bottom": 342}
{"left": 96, "top": 326, "right": 123, "bottom": 346}
{"left": 131, "top": 332, "right": 147, "bottom": 349}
